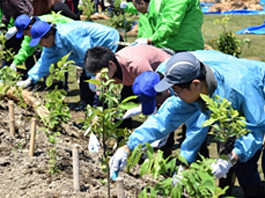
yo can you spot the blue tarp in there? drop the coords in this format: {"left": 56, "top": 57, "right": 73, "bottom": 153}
{"left": 203, "top": 8, "right": 265, "bottom": 15}
{"left": 236, "top": 23, "right": 265, "bottom": 34}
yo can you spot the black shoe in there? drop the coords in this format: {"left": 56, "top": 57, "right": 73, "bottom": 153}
{"left": 75, "top": 100, "right": 88, "bottom": 112}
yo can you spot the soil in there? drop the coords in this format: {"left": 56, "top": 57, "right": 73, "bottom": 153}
{"left": 0, "top": 98, "right": 147, "bottom": 198}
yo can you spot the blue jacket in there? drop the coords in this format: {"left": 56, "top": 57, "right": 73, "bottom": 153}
{"left": 127, "top": 50, "right": 265, "bottom": 163}
{"left": 28, "top": 21, "right": 120, "bottom": 83}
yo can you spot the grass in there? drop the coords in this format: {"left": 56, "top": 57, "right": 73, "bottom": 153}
{"left": 203, "top": 14, "right": 265, "bottom": 61}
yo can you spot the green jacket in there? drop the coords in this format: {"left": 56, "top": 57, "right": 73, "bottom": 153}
{"left": 125, "top": 0, "right": 204, "bottom": 51}
{"left": 13, "top": 13, "right": 73, "bottom": 66}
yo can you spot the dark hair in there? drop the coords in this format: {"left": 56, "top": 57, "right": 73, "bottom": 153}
{"left": 42, "top": 24, "right": 57, "bottom": 39}
{"left": 25, "top": 16, "right": 38, "bottom": 30}
{"left": 134, "top": 0, "right": 150, "bottom": 4}
{"left": 175, "top": 62, "right": 207, "bottom": 89}
{"left": 84, "top": 46, "right": 118, "bottom": 74}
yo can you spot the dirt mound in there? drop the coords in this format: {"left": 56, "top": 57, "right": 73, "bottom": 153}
{"left": 208, "top": 0, "right": 264, "bottom": 12}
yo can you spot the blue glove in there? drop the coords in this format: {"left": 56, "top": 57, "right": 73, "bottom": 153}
{"left": 211, "top": 158, "right": 233, "bottom": 179}
{"left": 109, "top": 146, "right": 129, "bottom": 180}
{"left": 120, "top": 1, "right": 127, "bottom": 9}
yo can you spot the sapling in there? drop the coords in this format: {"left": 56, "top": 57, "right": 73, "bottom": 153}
{"left": 39, "top": 53, "right": 73, "bottom": 174}
{"left": 209, "top": 16, "right": 250, "bottom": 57}
{"left": 84, "top": 68, "right": 138, "bottom": 198}
{"left": 201, "top": 94, "right": 250, "bottom": 156}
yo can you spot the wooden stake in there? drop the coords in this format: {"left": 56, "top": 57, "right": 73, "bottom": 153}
{"left": 8, "top": 100, "right": 15, "bottom": 136}
{"left": 73, "top": 144, "right": 80, "bottom": 191}
{"left": 116, "top": 177, "right": 125, "bottom": 198}
{"left": 29, "top": 118, "right": 37, "bottom": 157}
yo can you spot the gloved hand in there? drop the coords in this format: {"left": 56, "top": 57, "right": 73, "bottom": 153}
{"left": 211, "top": 158, "right": 233, "bottom": 179}
{"left": 16, "top": 78, "right": 32, "bottom": 89}
{"left": 88, "top": 76, "right": 97, "bottom": 93}
{"left": 10, "top": 63, "right": 17, "bottom": 72}
{"left": 5, "top": 27, "right": 17, "bottom": 40}
{"left": 172, "top": 165, "right": 185, "bottom": 186}
{"left": 88, "top": 133, "right": 100, "bottom": 153}
{"left": 120, "top": 105, "right": 142, "bottom": 120}
{"left": 109, "top": 146, "right": 129, "bottom": 180}
{"left": 120, "top": 1, "right": 127, "bottom": 9}
{"left": 135, "top": 38, "right": 149, "bottom": 45}
{"left": 150, "top": 134, "right": 170, "bottom": 148}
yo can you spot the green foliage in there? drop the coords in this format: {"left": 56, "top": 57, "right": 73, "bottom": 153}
{"left": 113, "top": 0, "right": 122, "bottom": 11}
{"left": 46, "top": 52, "right": 75, "bottom": 87}
{"left": 0, "top": 32, "right": 15, "bottom": 63}
{"left": 0, "top": 66, "right": 26, "bottom": 107}
{"left": 42, "top": 88, "right": 71, "bottom": 130}
{"left": 78, "top": 0, "right": 95, "bottom": 19}
{"left": 209, "top": 17, "right": 250, "bottom": 57}
{"left": 131, "top": 144, "right": 226, "bottom": 198}
{"left": 84, "top": 68, "right": 137, "bottom": 197}
{"left": 40, "top": 54, "right": 73, "bottom": 174}
{"left": 110, "top": 13, "right": 135, "bottom": 32}
{"left": 201, "top": 94, "right": 250, "bottom": 144}
{"left": 178, "top": 155, "right": 228, "bottom": 198}
{"left": 48, "top": 147, "right": 61, "bottom": 174}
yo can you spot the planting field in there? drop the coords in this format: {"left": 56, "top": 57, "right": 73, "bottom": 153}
{"left": 0, "top": 13, "right": 265, "bottom": 198}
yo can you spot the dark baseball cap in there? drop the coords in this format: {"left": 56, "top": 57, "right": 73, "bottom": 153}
{"left": 132, "top": 71, "right": 160, "bottom": 115}
{"left": 155, "top": 52, "right": 202, "bottom": 92}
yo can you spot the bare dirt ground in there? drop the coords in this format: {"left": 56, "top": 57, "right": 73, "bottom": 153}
{"left": 0, "top": 98, "right": 149, "bottom": 198}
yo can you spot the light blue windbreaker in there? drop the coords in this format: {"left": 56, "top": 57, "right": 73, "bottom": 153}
{"left": 127, "top": 50, "right": 265, "bottom": 163}
{"left": 28, "top": 21, "right": 120, "bottom": 83}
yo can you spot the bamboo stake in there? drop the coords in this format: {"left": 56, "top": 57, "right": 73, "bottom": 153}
{"left": 8, "top": 100, "right": 15, "bottom": 136}
{"left": 29, "top": 118, "right": 37, "bottom": 157}
{"left": 73, "top": 144, "right": 80, "bottom": 191}
{"left": 116, "top": 177, "right": 125, "bottom": 198}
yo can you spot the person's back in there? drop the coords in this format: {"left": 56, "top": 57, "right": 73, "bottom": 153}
{"left": 115, "top": 45, "right": 171, "bottom": 86}
{"left": 125, "top": 0, "right": 204, "bottom": 51}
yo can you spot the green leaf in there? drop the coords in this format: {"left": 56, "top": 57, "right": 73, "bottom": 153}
{"left": 86, "top": 79, "right": 101, "bottom": 85}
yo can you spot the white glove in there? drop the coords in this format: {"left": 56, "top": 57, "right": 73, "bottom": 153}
{"left": 88, "top": 76, "right": 97, "bottom": 93}
{"left": 211, "top": 158, "right": 233, "bottom": 179}
{"left": 172, "top": 165, "right": 185, "bottom": 186}
{"left": 120, "top": 1, "right": 127, "bottom": 9}
{"left": 5, "top": 27, "right": 17, "bottom": 40}
{"left": 109, "top": 146, "right": 129, "bottom": 180}
{"left": 88, "top": 133, "right": 100, "bottom": 153}
{"left": 121, "top": 105, "right": 142, "bottom": 119}
{"left": 10, "top": 63, "right": 17, "bottom": 72}
{"left": 16, "top": 78, "right": 32, "bottom": 89}
{"left": 135, "top": 38, "right": 148, "bottom": 45}
{"left": 150, "top": 134, "right": 170, "bottom": 148}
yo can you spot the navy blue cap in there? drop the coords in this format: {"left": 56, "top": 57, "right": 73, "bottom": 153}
{"left": 133, "top": 71, "right": 160, "bottom": 115}
{"left": 155, "top": 52, "right": 201, "bottom": 92}
{"left": 15, "top": 14, "right": 31, "bottom": 38}
{"left": 29, "top": 21, "right": 51, "bottom": 47}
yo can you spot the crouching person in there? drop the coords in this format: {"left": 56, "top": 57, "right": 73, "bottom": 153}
{"left": 109, "top": 52, "right": 265, "bottom": 197}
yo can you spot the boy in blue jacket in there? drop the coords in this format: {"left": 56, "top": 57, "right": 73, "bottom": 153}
{"left": 17, "top": 20, "right": 122, "bottom": 109}
{"left": 110, "top": 51, "right": 265, "bottom": 197}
